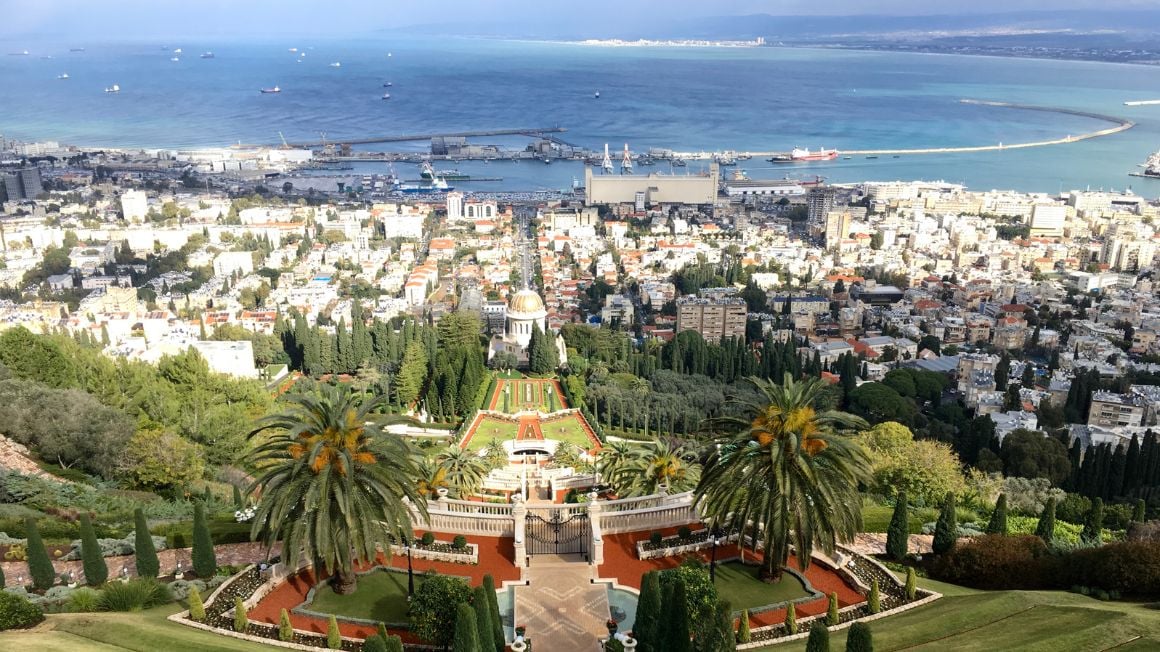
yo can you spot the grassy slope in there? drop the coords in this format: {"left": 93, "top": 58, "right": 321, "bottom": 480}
{"left": 0, "top": 605, "right": 273, "bottom": 652}
{"left": 307, "top": 569, "right": 423, "bottom": 622}
{"left": 760, "top": 578, "right": 1160, "bottom": 651}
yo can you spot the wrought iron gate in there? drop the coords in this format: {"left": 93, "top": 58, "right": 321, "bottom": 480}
{"left": 526, "top": 510, "right": 590, "bottom": 557}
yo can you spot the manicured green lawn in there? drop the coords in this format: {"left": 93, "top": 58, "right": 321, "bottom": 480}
{"left": 465, "top": 416, "right": 522, "bottom": 450}
{"left": 760, "top": 579, "right": 1160, "bottom": 651}
{"left": 493, "top": 380, "right": 566, "bottom": 414}
{"left": 308, "top": 568, "right": 423, "bottom": 623}
{"left": 713, "top": 561, "right": 812, "bottom": 611}
{"left": 859, "top": 498, "right": 979, "bottom": 534}
{"left": 542, "top": 414, "right": 596, "bottom": 450}
{"left": 0, "top": 604, "right": 273, "bottom": 651}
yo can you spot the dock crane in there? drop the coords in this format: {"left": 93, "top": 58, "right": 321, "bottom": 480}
{"left": 278, "top": 131, "right": 289, "bottom": 149}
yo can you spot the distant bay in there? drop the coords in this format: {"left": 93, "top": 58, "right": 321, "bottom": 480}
{"left": 3, "top": 37, "right": 1160, "bottom": 194}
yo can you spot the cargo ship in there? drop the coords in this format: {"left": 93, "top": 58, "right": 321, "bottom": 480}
{"left": 395, "top": 177, "right": 453, "bottom": 194}
{"left": 769, "top": 147, "right": 840, "bottom": 163}
{"left": 1130, "top": 150, "right": 1160, "bottom": 180}
{"left": 419, "top": 161, "right": 472, "bottom": 181}
{"left": 260, "top": 86, "right": 281, "bottom": 94}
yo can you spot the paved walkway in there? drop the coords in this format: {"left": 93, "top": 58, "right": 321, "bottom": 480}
{"left": 516, "top": 555, "right": 608, "bottom": 651}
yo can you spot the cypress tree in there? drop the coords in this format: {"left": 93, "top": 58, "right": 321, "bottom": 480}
{"left": 932, "top": 492, "right": 958, "bottom": 555}
{"left": 1035, "top": 498, "right": 1056, "bottom": 544}
{"left": 79, "top": 513, "right": 108, "bottom": 586}
{"left": 905, "top": 567, "right": 917, "bottom": 600}
{"left": 738, "top": 608, "right": 752, "bottom": 642}
{"left": 472, "top": 586, "right": 492, "bottom": 652}
{"left": 192, "top": 502, "right": 217, "bottom": 578}
{"left": 384, "top": 635, "right": 404, "bottom": 652}
{"left": 1126, "top": 435, "right": 1142, "bottom": 493}
{"left": 635, "top": 571, "right": 663, "bottom": 651}
{"left": 886, "top": 491, "right": 909, "bottom": 561}
{"left": 665, "top": 577, "right": 692, "bottom": 652}
{"left": 1134, "top": 498, "right": 1147, "bottom": 523}
{"left": 326, "top": 614, "right": 341, "bottom": 649}
{"left": 377, "top": 622, "right": 388, "bottom": 642}
{"left": 845, "top": 622, "right": 874, "bottom": 652}
{"left": 868, "top": 579, "right": 881, "bottom": 614}
{"left": 826, "top": 592, "right": 840, "bottom": 626}
{"left": 714, "top": 599, "right": 737, "bottom": 652}
{"left": 784, "top": 602, "right": 797, "bottom": 635}
{"left": 25, "top": 518, "right": 56, "bottom": 591}
{"left": 134, "top": 508, "right": 159, "bottom": 579}
{"left": 986, "top": 494, "right": 1008, "bottom": 535}
{"left": 188, "top": 584, "right": 205, "bottom": 621}
{"left": 482, "top": 574, "right": 504, "bottom": 652}
{"left": 453, "top": 602, "right": 481, "bottom": 652}
{"left": 233, "top": 485, "right": 244, "bottom": 509}
{"left": 0, "top": 564, "right": 4, "bottom": 589}
{"left": 1083, "top": 497, "right": 1104, "bottom": 543}
{"left": 362, "top": 634, "right": 387, "bottom": 652}
{"left": 234, "top": 597, "right": 248, "bottom": 633}
{"left": 805, "top": 623, "right": 830, "bottom": 652}
{"left": 279, "top": 608, "right": 294, "bottom": 642}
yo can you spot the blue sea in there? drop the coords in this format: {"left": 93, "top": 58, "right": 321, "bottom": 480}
{"left": 4, "top": 36, "right": 1160, "bottom": 194}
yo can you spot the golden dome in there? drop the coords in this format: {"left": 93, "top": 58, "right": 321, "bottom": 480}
{"left": 508, "top": 289, "right": 546, "bottom": 314}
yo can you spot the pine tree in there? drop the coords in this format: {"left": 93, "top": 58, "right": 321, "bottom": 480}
{"left": 933, "top": 492, "right": 958, "bottom": 555}
{"left": 738, "top": 608, "right": 752, "bottom": 642}
{"left": 326, "top": 614, "right": 341, "bottom": 649}
{"left": 886, "top": 491, "right": 909, "bottom": 561}
{"left": 845, "top": 622, "right": 874, "bottom": 652}
{"left": 1134, "top": 498, "right": 1147, "bottom": 523}
{"left": 784, "top": 602, "right": 797, "bottom": 634}
{"left": 1083, "top": 497, "right": 1104, "bottom": 543}
{"left": 234, "top": 597, "right": 248, "bottom": 633}
{"left": 665, "top": 577, "right": 692, "bottom": 652}
{"left": 483, "top": 574, "right": 504, "bottom": 652}
{"left": 192, "top": 502, "right": 217, "bottom": 578}
{"left": 986, "top": 494, "right": 1008, "bottom": 535}
{"left": 134, "top": 508, "right": 159, "bottom": 579}
{"left": 279, "top": 608, "right": 294, "bottom": 642}
{"left": 826, "top": 592, "right": 840, "bottom": 626}
{"left": 1035, "top": 498, "right": 1056, "bottom": 544}
{"left": 25, "top": 518, "right": 56, "bottom": 591}
{"left": 635, "top": 571, "right": 663, "bottom": 651}
{"left": 868, "top": 579, "right": 881, "bottom": 614}
{"left": 905, "top": 567, "right": 917, "bottom": 600}
{"left": 453, "top": 602, "right": 481, "bottom": 652}
{"left": 805, "top": 624, "right": 830, "bottom": 652}
{"left": 79, "top": 513, "right": 108, "bottom": 586}
{"left": 188, "top": 584, "right": 205, "bottom": 621}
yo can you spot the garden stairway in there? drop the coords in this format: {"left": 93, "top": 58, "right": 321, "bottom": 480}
{"left": 516, "top": 556, "right": 608, "bottom": 651}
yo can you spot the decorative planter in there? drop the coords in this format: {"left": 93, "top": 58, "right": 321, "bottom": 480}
{"left": 623, "top": 636, "right": 638, "bottom": 650}
{"left": 512, "top": 640, "right": 527, "bottom": 651}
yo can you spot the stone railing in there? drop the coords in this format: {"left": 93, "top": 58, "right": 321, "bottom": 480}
{"left": 635, "top": 529, "right": 720, "bottom": 560}
{"left": 600, "top": 502, "right": 699, "bottom": 534}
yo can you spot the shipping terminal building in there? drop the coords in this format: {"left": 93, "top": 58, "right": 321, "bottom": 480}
{"left": 584, "top": 163, "right": 720, "bottom": 206}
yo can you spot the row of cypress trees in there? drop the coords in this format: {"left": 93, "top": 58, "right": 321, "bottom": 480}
{"left": 450, "top": 574, "right": 506, "bottom": 652}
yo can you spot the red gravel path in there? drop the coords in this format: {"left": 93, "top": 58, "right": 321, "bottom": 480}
{"left": 598, "top": 527, "right": 865, "bottom": 631}
{"left": 248, "top": 532, "right": 520, "bottom": 642}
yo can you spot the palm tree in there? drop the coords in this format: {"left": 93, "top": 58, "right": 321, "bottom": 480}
{"left": 596, "top": 439, "right": 637, "bottom": 488}
{"left": 415, "top": 459, "right": 451, "bottom": 500}
{"left": 436, "top": 446, "right": 488, "bottom": 497}
{"left": 695, "top": 374, "right": 870, "bottom": 582}
{"left": 611, "top": 440, "right": 700, "bottom": 497}
{"left": 247, "top": 384, "right": 427, "bottom": 595}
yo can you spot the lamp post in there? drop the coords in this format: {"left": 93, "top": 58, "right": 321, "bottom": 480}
{"left": 404, "top": 538, "right": 414, "bottom": 599}
{"left": 709, "top": 528, "right": 724, "bottom": 583}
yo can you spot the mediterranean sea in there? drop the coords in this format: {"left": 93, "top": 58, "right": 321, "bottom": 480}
{"left": 3, "top": 36, "right": 1160, "bottom": 194}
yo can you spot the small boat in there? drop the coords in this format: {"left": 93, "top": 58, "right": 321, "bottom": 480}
{"left": 57, "top": 73, "right": 69, "bottom": 80}
{"left": 387, "top": 52, "right": 393, "bottom": 57}
{"left": 200, "top": 51, "right": 215, "bottom": 59}
{"left": 171, "top": 56, "right": 180, "bottom": 62}
{"left": 383, "top": 81, "right": 393, "bottom": 87}
{"left": 843, "top": 156, "right": 852, "bottom": 160}
{"left": 288, "top": 47, "right": 298, "bottom": 52}
{"left": 69, "top": 48, "right": 85, "bottom": 52}
{"left": 892, "top": 155, "right": 901, "bottom": 159}
{"left": 40, "top": 55, "right": 52, "bottom": 60}
{"left": 260, "top": 86, "right": 281, "bottom": 94}
{"left": 105, "top": 84, "right": 120, "bottom": 93}
{"left": 866, "top": 156, "right": 878, "bottom": 159}
{"left": 330, "top": 62, "right": 341, "bottom": 68}
{"left": 381, "top": 93, "right": 391, "bottom": 100}
{"left": 672, "top": 159, "right": 687, "bottom": 167}
{"left": 8, "top": 50, "right": 30, "bottom": 56}
{"left": 174, "top": 48, "right": 182, "bottom": 54}
{"left": 594, "top": 90, "right": 600, "bottom": 98}
{"left": 542, "top": 157, "right": 552, "bottom": 164}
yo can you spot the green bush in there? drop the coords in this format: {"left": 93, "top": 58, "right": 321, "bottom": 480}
{"left": 886, "top": 492, "right": 909, "bottom": 561}
{"left": 68, "top": 587, "right": 101, "bottom": 613}
{"left": 279, "top": 608, "right": 294, "bottom": 641}
{"left": 0, "top": 591, "right": 44, "bottom": 630}
{"left": 932, "top": 493, "right": 958, "bottom": 555}
{"left": 905, "top": 567, "right": 917, "bottom": 600}
{"left": 420, "top": 531, "right": 435, "bottom": 546}
{"left": 868, "top": 579, "right": 881, "bottom": 614}
{"left": 649, "top": 531, "right": 663, "bottom": 546}
{"left": 134, "top": 508, "right": 160, "bottom": 579}
{"left": 738, "top": 608, "right": 751, "bottom": 642}
{"left": 363, "top": 634, "right": 388, "bottom": 652}
{"left": 826, "top": 592, "right": 839, "bottom": 626}
{"left": 453, "top": 535, "right": 467, "bottom": 549}
{"left": 985, "top": 494, "right": 1008, "bottom": 536}
{"left": 79, "top": 514, "right": 108, "bottom": 586}
{"left": 99, "top": 579, "right": 170, "bottom": 612}
{"left": 188, "top": 584, "right": 205, "bottom": 621}
{"left": 677, "top": 525, "right": 692, "bottom": 540}
{"left": 1069, "top": 541, "right": 1160, "bottom": 595}
{"left": 234, "top": 596, "right": 248, "bottom": 633}
{"left": 327, "top": 614, "right": 341, "bottom": 649}
{"left": 1083, "top": 498, "right": 1105, "bottom": 544}
{"left": 784, "top": 602, "right": 797, "bottom": 634}
{"left": 192, "top": 503, "right": 217, "bottom": 578}
{"left": 931, "top": 535, "right": 1056, "bottom": 590}
{"left": 25, "top": 517, "right": 56, "bottom": 591}
{"left": 805, "top": 623, "right": 830, "bottom": 652}
{"left": 384, "top": 634, "right": 404, "bottom": 652}
{"left": 452, "top": 603, "right": 479, "bottom": 652}
{"left": 845, "top": 621, "right": 873, "bottom": 652}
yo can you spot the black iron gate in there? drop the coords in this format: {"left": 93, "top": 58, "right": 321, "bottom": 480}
{"left": 527, "top": 510, "right": 590, "bottom": 557}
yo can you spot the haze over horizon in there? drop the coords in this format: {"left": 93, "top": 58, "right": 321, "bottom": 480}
{"left": 3, "top": 0, "right": 1159, "bottom": 42}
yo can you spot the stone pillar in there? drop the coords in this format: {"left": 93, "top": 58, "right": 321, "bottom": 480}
{"left": 587, "top": 491, "right": 604, "bottom": 566}
{"left": 512, "top": 494, "right": 527, "bottom": 568}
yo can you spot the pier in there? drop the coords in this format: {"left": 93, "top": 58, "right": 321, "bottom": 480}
{"left": 280, "top": 127, "right": 567, "bottom": 148}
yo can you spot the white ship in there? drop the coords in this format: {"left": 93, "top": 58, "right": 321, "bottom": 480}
{"left": 1131, "top": 149, "right": 1160, "bottom": 180}
{"left": 329, "top": 61, "right": 341, "bottom": 68}
{"left": 104, "top": 84, "right": 120, "bottom": 93}
{"left": 57, "top": 73, "right": 69, "bottom": 80}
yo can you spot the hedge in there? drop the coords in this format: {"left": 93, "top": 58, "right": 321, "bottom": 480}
{"left": 0, "top": 591, "right": 44, "bottom": 630}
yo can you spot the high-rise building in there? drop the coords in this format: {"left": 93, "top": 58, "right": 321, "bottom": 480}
{"left": 807, "top": 186, "right": 839, "bottom": 225}
{"left": 676, "top": 296, "right": 748, "bottom": 342}
{"left": 0, "top": 167, "right": 42, "bottom": 202}
{"left": 446, "top": 191, "right": 464, "bottom": 221}
{"left": 824, "top": 211, "right": 851, "bottom": 248}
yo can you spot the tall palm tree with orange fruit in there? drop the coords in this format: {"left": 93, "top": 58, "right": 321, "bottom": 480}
{"left": 696, "top": 374, "right": 870, "bottom": 582}
{"left": 248, "top": 384, "right": 427, "bottom": 594}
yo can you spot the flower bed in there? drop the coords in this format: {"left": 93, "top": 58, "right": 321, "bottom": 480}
{"left": 636, "top": 529, "right": 718, "bottom": 560}
{"left": 388, "top": 539, "right": 478, "bottom": 565}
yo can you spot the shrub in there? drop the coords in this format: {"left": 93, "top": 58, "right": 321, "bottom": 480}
{"left": 192, "top": 503, "right": 217, "bottom": 578}
{"left": 784, "top": 602, "right": 797, "bottom": 634}
{"left": 188, "top": 584, "right": 205, "bottom": 621}
{"left": 868, "top": 579, "right": 881, "bottom": 614}
{"left": 1082, "top": 498, "right": 1104, "bottom": 544}
{"left": 0, "top": 591, "right": 44, "bottom": 630}
{"left": 452, "top": 603, "right": 479, "bottom": 652}
{"left": 79, "top": 514, "right": 108, "bottom": 586}
{"left": 234, "top": 596, "right": 248, "bottom": 633}
{"left": 134, "top": 508, "right": 159, "bottom": 579}
{"left": 677, "top": 526, "right": 692, "bottom": 540}
{"left": 278, "top": 608, "right": 293, "bottom": 641}
{"left": 99, "top": 579, "right": 170, "bottom": 612}
{"left": 327, "top": 614, "right": 341, "bottom": 649}
{"left": 930, "top": 535, "right": 1055, "bottom": 590}
{"left": 1068, "top": 541, "right": 1160, "bottom": 595}
{"left": 905, "top": 567, "right": 917, "bottom": 600}
{"left": 846, "top": 622, "right": 873, "bottom": 652}
{"left": 985, "top": 494, "right": 1008, "bottom": 536}
{"left": 384, "top": 633, "right": 404, "bottom": 652}
{"left": 1104, "top": 503, "right": 1133, "bottom": 531}
{"left": 737, "top": 608, "right": 751, "bottom": 642}
{"left": 25, "top": 518, "right": 56, "bottom": 591}
{"left": 69, "top": 587, "right": 101, "bottom": 613}
{"left": 826, "top": 592, "right": 839, "bottom": 626}
{"left": 168, "top": 579, "right": 207, "bottom": 601}
{"left": 233, "top": 485, "right": 244, "bottom": 510}
{"left": 805, "top": 623, "right": 830, "bottom": 652}
{"left": 420, "top": 531, "right": 435, "bottom": 546}
{"left": 635, "top": 571, "right": 662, "bottom": 648}
{"left": 932, "top": 493, "right": 958, "bottom": 555}
{"left": 453, "top": 535, "right": 467, "bottom": 549}
{"left": 649, "top": 531, "right": 663, "bottom": 546}
{"left": 886, "top": 492, "right": 909, "bottom": 561}
{"left": 1057, "top": 493, "right": 1091, "bottom": 524}
{"left": 1134, "top": 499, "right": 1147, "bottom": 523}
{"left": 1035, "top": 498, "right": 1056, "bottom": 544}
{"left": 363, "top": 634, "right": 388, "bottom": 652}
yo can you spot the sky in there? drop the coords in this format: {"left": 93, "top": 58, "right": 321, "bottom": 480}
{"left": 1, "top": 0, "right": 1156, "bottom": 41}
